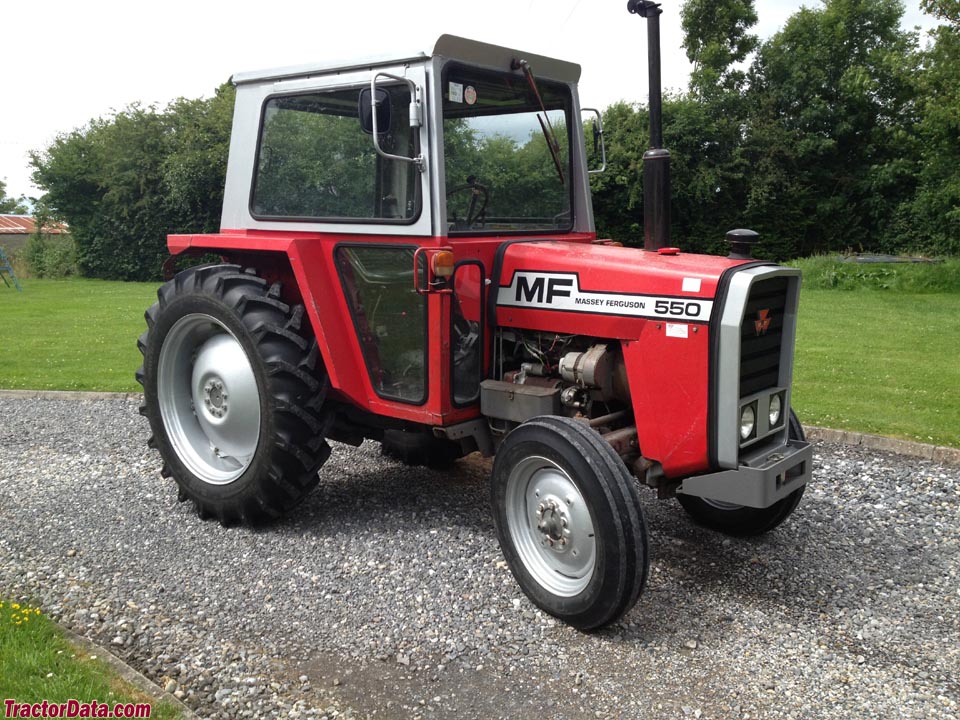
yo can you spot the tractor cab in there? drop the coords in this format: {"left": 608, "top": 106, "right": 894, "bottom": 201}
{"left": 221, "top": 35, "right": 599, "bottom": 239}
{"left": 207, "top": 36, "right": 602, "bottom": 425}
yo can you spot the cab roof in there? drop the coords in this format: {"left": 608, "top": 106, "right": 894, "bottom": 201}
{"left": 231, "top": 34, "right": 581, "bottom": 86}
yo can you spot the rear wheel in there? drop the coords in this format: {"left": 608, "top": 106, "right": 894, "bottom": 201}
{"left": 136, "top": 264, "right": 332, "bottom": 524}
{"left": 677, "top": 410, "right": 806, "bottom": 536}
{"left": 491, "top": 416, "right": 648, "bottom": 631}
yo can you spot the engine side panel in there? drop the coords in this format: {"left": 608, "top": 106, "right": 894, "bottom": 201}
{"left": 494, "top": 241, "right": 746, "bottom": 477}
{"left": 621, "top": 332, "right": 710, "bottom": 476}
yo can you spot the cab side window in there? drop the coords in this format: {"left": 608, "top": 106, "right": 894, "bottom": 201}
{"left": 252, "top": 88, "right": 419, "bottom": 222}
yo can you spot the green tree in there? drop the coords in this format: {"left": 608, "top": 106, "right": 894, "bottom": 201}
{"left": 910, "top": 11, "right": 960, "bottom": 253}
{"left": 921, "top": 0, "right": 960, "bottom": 24}
{"left": 681, "top": 0, "right": 759, "bottom": 98}
{"left": 745, "top": 0, "right": 920, "bottom": 255}
{"left": 31, "top": 106, "right": 170, "bottom": 279}
{"left": 594, "top": 0, "right": 932, "bottom": 260}
{"left": 0, "top": 180, "right": 27, "bottom": 214}
{"left": 162, "top": 83, "right": 235, "bottom": 234}
{"left": 674, "top": 0, "right": 762, "bottom": 254}
{"left": 24, "top": 198, "right": 77, "bottom": 278}
{"left": 30, "top": 85, "right": 235, "bottom": 281}
{"left": 590, "top": 98, "right": 748, "bottom": 254}
{"left": 591, "top": 1, "right": 762, "bottom": 254}
{"left": 589, "top": 102, "right": 647, "bottom": 244}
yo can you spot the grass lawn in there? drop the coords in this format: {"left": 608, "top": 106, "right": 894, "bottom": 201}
{"left": 0, "top": 278, "right": 159, "bottom": 392}
{"left": 0, "top": 600, "right": 180, "bottom": 718}
{"left": 793, "top": 290, "right": 960, "bottom": 448}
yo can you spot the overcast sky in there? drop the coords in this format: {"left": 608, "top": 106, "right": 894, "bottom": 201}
{"left": 0, "top": 0, "right": 940, "bottom": 201}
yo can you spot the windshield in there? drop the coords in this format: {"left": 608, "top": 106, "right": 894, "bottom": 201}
{"left": 442, "top": 64, "right": 572, "bottom": 235}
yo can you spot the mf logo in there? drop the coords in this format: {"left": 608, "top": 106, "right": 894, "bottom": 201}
{"left": 515, "top": 275, "right": 574, "bottom": 304}
{"left": 497, "top": 270, "right": 714, "bottom": 321}
{"left": 754, "top": 309, "right": 772, "bottom": 336}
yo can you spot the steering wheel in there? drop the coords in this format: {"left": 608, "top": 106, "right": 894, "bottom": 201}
{"left": 446, "top": 175, "right": 489, "bottom": 228}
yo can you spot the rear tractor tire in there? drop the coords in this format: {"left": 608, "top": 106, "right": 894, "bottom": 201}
{"left": 136, "top": 264, "right": 332, "bottom": 524}
{"left": 491, "top": 416, "right": 649, "bottom": 631}
{"left": 676, "top": 410, "right": 806, "bottom": 536}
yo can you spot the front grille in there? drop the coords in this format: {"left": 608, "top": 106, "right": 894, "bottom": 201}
{"left": 739, "top": 276, "right": 788, "bottom": 397}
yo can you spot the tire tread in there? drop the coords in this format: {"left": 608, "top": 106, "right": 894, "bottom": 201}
{"left": 491, "top": 416, "right": 649, "bottom": 631}
{"left": 138, "top": 263, "right": 332, "bottom": 525}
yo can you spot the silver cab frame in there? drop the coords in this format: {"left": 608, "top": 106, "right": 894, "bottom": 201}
{"left": 220, "top": 35, "right": 594, "bottom": 238}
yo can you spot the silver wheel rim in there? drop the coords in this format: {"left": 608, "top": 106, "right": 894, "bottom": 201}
{"left": 702, "top": 498, "right": 744, "bottom": 511}
{"left": 157, "top": 313, "right": 261, "bottom": 485}
{"left": 505, "top": 455, "right": 596, "bottom": 597}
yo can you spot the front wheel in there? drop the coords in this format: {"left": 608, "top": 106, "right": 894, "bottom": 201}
{"left": 676, "top": 410, "right": 807, "bottom": 536}
{"left": 491, "top": 416, "right": 648, "bottom": 631}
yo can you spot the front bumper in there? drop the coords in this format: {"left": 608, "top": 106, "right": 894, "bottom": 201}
{"left": 677, "top": 439, "right": 812, "bottom": 508}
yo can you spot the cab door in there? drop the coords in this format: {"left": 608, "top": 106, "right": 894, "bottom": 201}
{"left": 243, "top": 62, "right": 443, "bottom": 418}
{"left": 336, "top": 244, "right": 429, "bottom": 405}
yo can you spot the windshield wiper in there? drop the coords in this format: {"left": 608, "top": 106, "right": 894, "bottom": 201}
{"left": 512, "top": 59, "right": 565, "bottom": 185}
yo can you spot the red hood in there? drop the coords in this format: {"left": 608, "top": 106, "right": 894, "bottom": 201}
{"left": 494, "top": 240, "right": 756, "bottom": 339}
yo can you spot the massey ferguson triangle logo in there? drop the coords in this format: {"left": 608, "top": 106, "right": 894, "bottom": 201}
{"left": 755, "top": 309, "right": 772, "bottom": 336}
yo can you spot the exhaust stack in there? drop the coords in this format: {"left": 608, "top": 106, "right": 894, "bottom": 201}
{"left": 628, "top": 0, "right": 671, "bottom": 252}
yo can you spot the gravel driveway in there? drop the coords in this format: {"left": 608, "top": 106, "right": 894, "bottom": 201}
{"left": 0, "top": 397, "right": 957, "bottom": 720}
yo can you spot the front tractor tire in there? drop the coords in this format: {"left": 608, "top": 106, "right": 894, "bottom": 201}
{"left": 491, "top": 416, "right": 649, "bottom": 631}
{"left": 136, "top": 264, "right": 332, "bottom": 525}
{"left": 676, "top": 410, "right": 806, "bottom": 536}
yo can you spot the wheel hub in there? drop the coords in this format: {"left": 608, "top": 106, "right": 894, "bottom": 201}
{"left": 156, "top": 313, "right": 261, "bottom": 486}
{"left": 536, "top": 499, "right": 570, "bottom": 549}
{"left": 191, "top": 333, "right": 260, "bottom": 461}
{"left": 203, "top": 378, "right": 229, "bottom": 418}
{"left": 504, "top": 456, "right": 597, "bottom": 597}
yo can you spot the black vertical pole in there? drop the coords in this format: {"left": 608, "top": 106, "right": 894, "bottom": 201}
{"left": 628, "top": 0, "right": 671, "bottom": 251}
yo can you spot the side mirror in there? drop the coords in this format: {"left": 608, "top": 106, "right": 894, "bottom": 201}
{"left": 582, "top": 107, "right": 607, "bottom": 174}
{"left": 358, "top": 88, "right": 392, "bottom": 135}
{"left": 367, "top": 73, "right": 425, "bottom": 172}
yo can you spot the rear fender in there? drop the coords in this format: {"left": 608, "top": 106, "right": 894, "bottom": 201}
{"left": 167, "top": 234, "right": 344, "bottom": 392}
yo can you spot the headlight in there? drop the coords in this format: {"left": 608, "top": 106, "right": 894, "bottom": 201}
{"left": 740, "top": 404, "right": 756, "bottom": 441}
{"left": 769, "top": 393, "right": 783, "bottom": 427}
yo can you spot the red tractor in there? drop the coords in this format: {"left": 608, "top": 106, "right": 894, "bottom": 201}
{"left": 138, "top": 3, "right": 811, "bottom": 630}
